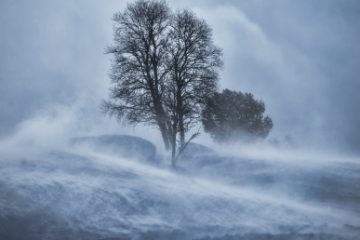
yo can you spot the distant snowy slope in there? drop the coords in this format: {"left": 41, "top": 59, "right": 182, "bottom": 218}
{"left": 71, "top": 135, "right": 158, "bottom": 163}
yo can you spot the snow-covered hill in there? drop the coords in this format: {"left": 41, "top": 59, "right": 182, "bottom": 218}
{"left": 0, "top": 135, "right": 359, "bottom": 239}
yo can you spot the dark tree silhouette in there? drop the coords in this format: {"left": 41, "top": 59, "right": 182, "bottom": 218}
{"left": 165, "top": 10, "right": 222, "bottom": 162}
{"left": 202, "top": 89, "right": 273, "bottom": 142}
{"left": 104, "top": 0, "right": 222, "bottom": 166}
{"left": 104, "top": 0, "right": 172, "bottom": 150}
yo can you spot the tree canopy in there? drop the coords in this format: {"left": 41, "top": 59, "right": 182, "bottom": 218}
{"left": 202, "top": 89, "right": 273, "bottom": 142}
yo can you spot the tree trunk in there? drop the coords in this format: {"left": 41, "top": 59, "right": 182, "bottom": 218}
{"left": 154, "top": 99, "right": 171, "bottom": 151}
{"left": 176, "top": 89, "right": 185, "bottom": 148}
{"left": 170, "top": 111, "right": 178, "bottom": 167}
{"left": 179, "top": 115, "right": 185, "bottom": 147}
{"left": 158, "top": 120, "right": 170, "bottom": 150}
{"left": 171, "top": 133, "right": 177, "bottom": 167}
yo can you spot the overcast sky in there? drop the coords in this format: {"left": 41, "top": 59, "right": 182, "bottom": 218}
{"left": 1, "top": 0, "right": 359, "bottom": 152}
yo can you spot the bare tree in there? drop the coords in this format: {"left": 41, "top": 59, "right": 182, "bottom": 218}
{"left": 104, "top": 0, "right": 172, "bottom": 150}
{"left": 104, "top": 1, "right": 222, "bottom": 167}
{"left": 167, "top": 10, "right": 222, "bottom": 153}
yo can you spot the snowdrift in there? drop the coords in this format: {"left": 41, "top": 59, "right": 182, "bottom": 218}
{"left": 0, "top": 135, "right": 359, "bottom": 240}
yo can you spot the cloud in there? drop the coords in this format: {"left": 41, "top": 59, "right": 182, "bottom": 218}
{"left": 185, "top": 4, "right": 328, "bottom": 146}
{"left": 0, "top": 0, "right": 126, "bottom": 135}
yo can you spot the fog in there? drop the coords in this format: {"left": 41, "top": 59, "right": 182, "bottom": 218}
{"left": 1, "top": 0, "right": 360, "bottom": 239}
{"left": 1, "top": 106, "right": 360, "bottom": 239}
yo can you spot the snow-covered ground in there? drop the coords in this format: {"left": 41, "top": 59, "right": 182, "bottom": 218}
{"left": 0, "top": 135, "right": 359, "bottom": 239}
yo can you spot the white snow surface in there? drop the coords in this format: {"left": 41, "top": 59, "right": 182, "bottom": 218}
{"left": 0, "top": 135, "right": 360, "bottom": 239}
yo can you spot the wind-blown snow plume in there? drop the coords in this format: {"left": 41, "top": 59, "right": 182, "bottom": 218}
{"left": 1, "top": 108, "right": 359, "bottom": 240}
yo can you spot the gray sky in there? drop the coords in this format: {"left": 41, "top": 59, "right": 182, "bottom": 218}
{"left": 1, "top": 0, "right": 359, "bottom": 152}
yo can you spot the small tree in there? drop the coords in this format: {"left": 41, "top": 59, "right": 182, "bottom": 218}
{"left": 202, "top": 89, "right": 273, "bottom": 142}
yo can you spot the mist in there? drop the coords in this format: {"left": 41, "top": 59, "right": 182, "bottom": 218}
{"left": 1, "top": 0, "right": 360, "bottom": 239}
{"left": 1, "top": 0, "right": 360, "bottom": 150}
